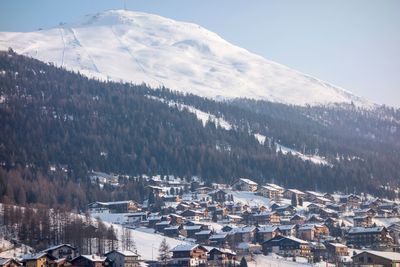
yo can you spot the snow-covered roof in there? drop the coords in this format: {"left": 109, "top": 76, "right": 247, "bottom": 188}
{"left": 239, "top": 178, "right": 258, "bottom": 186}
{"left": 105, "top": 250, "right": 139, "bottom": 257}
{"left": 260, "top": 185, "right": 279, "bottom": 192}
{"left": 80, "top": 255, "right": 107, "bottom": 262}
{"left": 265, "top": 183, "right": 284, "bottom": 191}
{"left": 257, "top": 225, "right": 278, "bottom": 233}
{"left": 285, "top": 189, "right": 305, "bottom": 195}
{"left": 170, "top": 244, "right": 203, "bottom": 252}
{"left": 195, "top": 230, "right": 212, "bottom": 235}
{"left": 354, "top": 250, "right": 400, "bottom": 261}
{"left": 21, "top": 252, "right": 48, "bottom": 261}
{"left": 42, "top": 243, "right": 76, "bottom": 252}
{"left": 348, "top": 226, "right": 384, "bottom": 234}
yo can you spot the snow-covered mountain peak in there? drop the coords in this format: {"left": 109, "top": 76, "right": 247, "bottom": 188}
{"left": 0, "top": 9, "right": 371, "bottom": 106}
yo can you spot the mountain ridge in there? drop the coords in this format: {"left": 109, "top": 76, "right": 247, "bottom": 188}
{"left": 0, "top": 9, "right": 371, "bottom": 107}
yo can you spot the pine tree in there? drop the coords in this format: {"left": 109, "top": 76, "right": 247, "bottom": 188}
{"left": 158, "top": 238, "right": 171, "bottom": 265}
{"left": 239, "top": 257, "right": 248, "bottom": 267}
{"left": 291, "top": 193, "right": 298, "bottom": 207}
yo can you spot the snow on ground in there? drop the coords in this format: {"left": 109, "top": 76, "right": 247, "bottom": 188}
{"left": 148, "top": 95, "right": 232, "bottom": 130}
{"left": 227, "top": 190, "right": 272, "bottom": 207}
{"left": 0, "top": 9, "right": 370, "bottom": 107}
{"left": 0, "top": 238, "right": 33, "bottom": 258}
{"left": 101, "top": 222, "right": 188, "bottom": 261}
{"left": 90, "top": 212, "right": 130, "bottom": 224}
{"left": 248, "top": 254, "right": 333, "bottom": 267}
{"left": 276, "top": 143, "right": 329, "bottom": 166}
{"left": 373, "top": 217, "right": 400, "bottom": 227}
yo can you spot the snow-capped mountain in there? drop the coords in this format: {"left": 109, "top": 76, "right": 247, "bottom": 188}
{"left": 0, "top": 9, "right": 369, "bottom": 106}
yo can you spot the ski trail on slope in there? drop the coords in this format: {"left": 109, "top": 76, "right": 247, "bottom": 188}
{"left": 58, "top": 28, "right": 66, "bottom": 67}
{"left": 109, "top": 26, "right": 164, "bottom": 86}
{"left": 68, "top": 28, "right": 100, "bottom": 73}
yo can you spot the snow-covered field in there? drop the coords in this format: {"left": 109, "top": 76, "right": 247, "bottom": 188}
{"left": 0, "top": 9, "right": 370, "bottom": 107}
{"left": 227, "top": 190, "right": 273, "bottom": 207}
{"left": 248, "top": 254, "right": 335, "bottom": 267}
{"left": 112, "top": 225, "right": 187, "bottom": 261}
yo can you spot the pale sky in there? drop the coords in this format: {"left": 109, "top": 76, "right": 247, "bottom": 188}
{"left": 1, "top": 0, "right": 399, "bottom": 107}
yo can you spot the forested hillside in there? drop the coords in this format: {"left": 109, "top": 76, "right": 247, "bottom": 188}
{"left": 0, "top": 50, "right": 399, "bottom": 210}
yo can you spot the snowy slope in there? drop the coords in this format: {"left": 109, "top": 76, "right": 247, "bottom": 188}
{"left": 0, "top": 9, "right": 370, "bottom": 106}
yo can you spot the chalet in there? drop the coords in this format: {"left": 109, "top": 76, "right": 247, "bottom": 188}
{"left": 20, "top": 253, "right": 56, "bottom": 267}
{"left": 195, "top": 230, "right": 212, "bottom": 244}
{"left": 70, "top": 255, "right": 110, "bottom": 267}
{"left": 170, "top": 244, "right": 208, "bottom": 267}
{"left": 325, "top": 242, "right": 349, "bottom": 261}
{"left": 226, "top": 214, "right": 243, "bottom": 224}
{"left": 305, "top": 190, "right": 324, "bottom": 202}
{"left": 88, "top": 201, "right": 139, "bottom": 214}
{"left": 319, "top": 208, "right": 339, "bottom": 219}
{"left": 352, "top": 251, "right": 400, "bottom": 266}
{"left": 277, "top": 225, "right": 297, "bottom": 237}
{"left": 283, "top": 189, "right": 305, "bottom": 201}
{"left": 147, "top": 216, "right": 162, "bottom": 228}
{"left": 251, "top": 211, "right": 280, "bottom": 224}
{"left": 42, "top": 244, "right": 77, "bottom": 260}
{"left": 275, "top": 204, "right": 295, "bottom": 216}
{"left": 290, "top": 214, "right": 306, "bottom": 225}
{"left": 209, "top": 232, "right": 229, "bottom": 247}
{"left": 148, "top": 185, "right": 166, "bottom": 198}
{"left": 163, "top": 225, "right": 181, "bottom": 238}
{"left": 326, "top": 203, "right": 346, "bottom": 212}
{"left": 126, "top": 212, "right": 147, "bottom": 225}
{"left": 265, "top": 183, "right": 285, "bottom": 194}
{"left": 181, "top": 225, "right": 208, "bottom": 239}
{"left": 179, "top": 209, "right": 203, "bottom": 221}
{"left": 256, "top": 226, "right": 280, "bottom": 243}
{"left": 0, "top": 258, "right": 20, "bottom": 267}
{"left": 169, "top": 214, "right": 185, "bottom": 225}
{"left": 354, "top": 208, "right": 376, "bottom": 217}
{"left": 307, "top": 214, "right": 324, "bottom": 224}
{"left": 230, "top": 226, "right": 257, "bottom": 244}
{"left": 360, "top": 198, "right": 382, "bottom": 209}
{"left": 346, "top": 226, "right": 393, "bottom": 248}
{"left": 155, "top": 220, "right": 171, "bottom": 232}
{"left": 232, "top": 178, "right": 258, "bottom": 192}
{"left": 104, "top": 250, "right": 140, "bottom": 267}
{"left": 258, "top": 185, "right": 280, "bottom": 200}
{"left": 207, "top": 248, "right": 236, "bottom": 267}
{"left": 307, "top": 203, "right": 324, "bottom": 214}
{"left": 195, "top": 187, "right": 213, "bottom": 194}
{"left": 298, "top": 224, "right": 317, "bottom": 241}
{"left": 262, "top": 235, "right": 310, "bottom": 257}
{"left": 339, "top": 194, "right": 361, "bottom": 208}
{"left": 162, "top": 194, "right": 180, "bottom": 203}
{"left": 353, "top": 215, "right": 373, "bottom": 227}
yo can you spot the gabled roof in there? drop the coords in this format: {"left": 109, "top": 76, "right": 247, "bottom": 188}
{"left": 208, "top": 247, "right": 236, "bottom": 256}
{"left": 353, "top": 250, "right": 400, "bottom": 261}
{"left": 263, "top": 235, "right": 308, "bottom": 245}
{"left": 170, "top": 244, "right": 207, "bottom": 252}
{"left": 42, "top": 244, "right": 76, "bottom": 252}
{"left": 21, "top": 252, "right": 51, "bottom": 261}
{"left": 0, "top": 258, "right": 20, "bottom": 266}
{"left": 238, "top": 178, "right": 258, "bottom": 186}
{"left": 72, "top": 255, "right": 107, "bottom": 262}
{"left": 105, "top": 250, "right": 139, "bottom": 257}
{"left": 348, "top": 226, "right": 385, "bottom": 234}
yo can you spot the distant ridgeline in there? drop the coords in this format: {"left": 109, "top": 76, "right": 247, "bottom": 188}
{"left": 0, "top": 50, "right": 399, "bottom": 209}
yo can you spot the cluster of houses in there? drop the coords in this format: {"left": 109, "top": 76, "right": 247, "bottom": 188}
{"left": 85, "top": 177, "right": 400, "bottom": 266}
{"left": 0, "top": 244, "right": 141, "bottom": 267}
